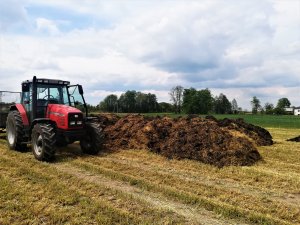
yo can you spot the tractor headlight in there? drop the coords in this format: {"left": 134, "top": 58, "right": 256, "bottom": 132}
{"left": 68, "top": 113, "right": 83, "bottom": 127}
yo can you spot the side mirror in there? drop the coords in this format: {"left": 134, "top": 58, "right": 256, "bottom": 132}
{"left": 78, "top": 85, "right": 84, "bottom": 95}
{"left": 22, "top": 84, "right": 30, "bottom": 92}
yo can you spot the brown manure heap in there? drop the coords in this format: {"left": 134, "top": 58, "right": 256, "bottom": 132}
{"left": 287, "top": 136, "right": 300, "bottom": 142}
{"left": 96, "top": 114, "right": 273, "bottom": 167}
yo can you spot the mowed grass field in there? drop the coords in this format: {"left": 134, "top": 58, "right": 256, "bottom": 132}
{"left": 141, "top": 113, "right": 300, "bottom": 129}
{"left": 0, "top": 115, "right": 300, "bottom": 225}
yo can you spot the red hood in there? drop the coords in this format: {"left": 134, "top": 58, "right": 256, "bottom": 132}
{"left": 47, "top": 104, "right": 82, "bottom": 115}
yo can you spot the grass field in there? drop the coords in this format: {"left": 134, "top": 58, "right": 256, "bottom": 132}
{"left": 0, "top": 119, "right": 299, "bottom": 224}
{"left": 139, "top": 113, "right": 300, "bottom": 129}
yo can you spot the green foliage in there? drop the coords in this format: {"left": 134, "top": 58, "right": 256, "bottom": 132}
{"left": 274, "top": 97, "right": 291, "bottom": 115}
{"left": 264, "top": 103, "right": 274, "bottom": 115}
{"left": 231, "top": 99, "right": 239, "bottom": 114}
{"left": 158, "top": 102, "right": 174, "bottom": 113}
{"left": 99, "top": 94, "right": 118, "bottom": 112}
{"left": 119, "top": 91, "right": 137, "bottom": 113}
{"left": 276, "top": 97, "right": 291, "bottom": 109}
{"left": 214, "top": 93, "right": 232, "bottom": 114}
{"left": 273, "top": 107, "right": 286, "bottom": 115}
{"left": 182, "top": 88, "right": 213, "bottom": 114}
{"left": 99, "top": 91, "right": 160, "bottom": 113}
{"left": 169, "top": 86, "right": 184, "bottom": 114}
{"left": 251, "top": 96, "right": 261, "bottom": 114}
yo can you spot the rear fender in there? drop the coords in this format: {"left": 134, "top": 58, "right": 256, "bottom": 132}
{"left": 10, "top": 104, "right": 29, "bottom": 126}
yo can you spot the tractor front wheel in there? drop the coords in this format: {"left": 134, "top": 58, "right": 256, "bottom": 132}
{"left": 80, "top": 122, "right": 104, "bottom": 155}
{"left": 31, "top": 123, "right": 56, "bottom": 161}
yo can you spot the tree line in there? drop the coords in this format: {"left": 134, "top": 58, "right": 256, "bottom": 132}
{"left": 98, "top": 91, "right": 165, "bottom": 113}
{"left": 94, "top": 86, "right": 293, "bottom": 115}
{"left": 250, "top": 96, "right": 292, "bottom": 115}
{"left": 97, "top": 86, "right": 240, "bottom": 114}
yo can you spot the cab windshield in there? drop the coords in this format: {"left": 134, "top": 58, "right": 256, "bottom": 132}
{"left": 36, "top": 84, "right": 69, "bottom": 105}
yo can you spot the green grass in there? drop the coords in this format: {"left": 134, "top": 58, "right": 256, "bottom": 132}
{"left": 212, "top": 114, "right": 300, "bottom": 129}
{"left": 94, "top": 112, "right": 300, "bottom": 129}
{"left": 137, "top": 113, "right": 300, "bottom": 129}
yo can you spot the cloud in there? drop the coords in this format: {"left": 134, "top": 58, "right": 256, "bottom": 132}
{"left": 0, "top": 0, "right": 299, "bottom": 110}
{"left": 0, "top": 0, "right": 28, "bottom": 31}
{"left": 36, "top": 18, "right": 60, "bottom": 35}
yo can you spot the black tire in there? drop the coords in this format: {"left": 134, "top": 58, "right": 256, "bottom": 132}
{"left": 80, "top": 122, "right": 104, "bottom": 155}
{"left": 31, "top": 123, "right": 56, "bottom": 161}
{"left": 6, "top": 110, "right": 26, "bottom": 151}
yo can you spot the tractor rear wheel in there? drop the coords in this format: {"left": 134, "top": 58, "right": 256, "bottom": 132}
{"left": 31, "top": 123, "right": 56, "bottom": 161}
{"left": 6, "top": 110, "right": 26, "bottom": 151}
{"left": 80, "top": 122, "right": 104, "bottom": 155}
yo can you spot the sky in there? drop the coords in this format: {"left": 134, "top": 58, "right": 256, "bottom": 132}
{"left": 0, "top": 0, "right": 299, "bottom": 110}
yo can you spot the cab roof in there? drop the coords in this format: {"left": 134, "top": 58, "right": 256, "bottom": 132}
{"left": 22, "top": 78, "right": 70, "bottom": 85}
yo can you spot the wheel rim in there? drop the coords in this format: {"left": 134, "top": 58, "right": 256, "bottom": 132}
{"left": 33, "top": 134, "right": 43, "bottom": 156}
{"left": 7, "top": 119, "right": 15, "bottom": 145}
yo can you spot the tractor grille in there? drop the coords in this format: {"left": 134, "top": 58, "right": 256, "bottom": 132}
{"left": 68, "top": 113, "right": 83, "bottom": 128}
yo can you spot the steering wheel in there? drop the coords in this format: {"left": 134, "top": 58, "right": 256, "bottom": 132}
{"left": 43, "top": 95, "right": 55, "bottom": 100}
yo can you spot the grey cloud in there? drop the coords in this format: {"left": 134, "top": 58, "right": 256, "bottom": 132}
{"left": 0, "top": 0, "right": 28, "bottom": 31}
{"left": 31, "top": 60, "right": 61, "bottom": 71}
{"left": 0, "top": 0, "right": 299, "bottom": 109}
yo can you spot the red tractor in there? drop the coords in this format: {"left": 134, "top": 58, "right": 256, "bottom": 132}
{"left": 5, "top": 76, "right": 103, "bottom": 161}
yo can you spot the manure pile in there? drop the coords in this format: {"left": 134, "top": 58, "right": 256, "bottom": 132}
{"left": 96, "top": 114, "right": 273, "bottom": 167}
{"left": 287, "top": 136, "right": 300, "bottom": 142}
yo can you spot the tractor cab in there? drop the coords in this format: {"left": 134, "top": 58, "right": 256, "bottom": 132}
{"left": 21, "top": 77, "right": 87, "bottom": 123}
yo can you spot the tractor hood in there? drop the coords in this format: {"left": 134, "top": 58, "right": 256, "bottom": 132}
{"left": 47, "top": 104, "right": 83, "bottom": 130}
{"left": 47, "top": 104, "right": 82, "bottom": 115}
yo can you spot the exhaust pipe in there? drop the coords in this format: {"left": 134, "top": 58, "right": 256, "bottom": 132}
{"left": 32, "top": 76, "right": 37, "bottom": 120}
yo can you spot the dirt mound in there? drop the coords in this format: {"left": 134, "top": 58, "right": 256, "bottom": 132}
{"left": 215, "top": 117, "right": 273, "bottom": 146}
{"left": 287, "top": 136, "right": 300, "bottom": 142}
{"left": 92, "top": 113, "right": 120, "bottom": 127}
{"left": 96, "top": 114, "right": 270, "bottom": 167}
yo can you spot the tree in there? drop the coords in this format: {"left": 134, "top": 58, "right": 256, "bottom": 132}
{"left": 231, "top": 99, "right": 239, "bottom": 114}
{"left": 146, "top": 93, "right": 159, "bottom": 113}
{"left": 272, "top": 98, "right": 291, "bottom": 115}
{"left": 274, "top": 97, "right": 291, "bottom": 115}
{"left": 182, "top": 88, "right": 213, "bottom": 114}
{"left": 264, "top": 103, "right": 274, "bottom": 115}
{"left": 100, "top": 91, "right": 160, "bottom": 113}
{"left": 119, "top": 90, "right": 137, "bottom": 113}
{"left": 169, "top": 85, "right": 184, "bottom": 114}
{"left": 158, "top": 102, "right": 173, "bottom": 113}
{"left": 276, "top": 97, "right": 291, "bottom": 109}
{"left": 182, "top": 88, "right": 198, "bottom": 114}
{"left": 135, "top": 92, "right": 147, "bottom": 113}
{"left": 87, "top": 103, "right": 99, "bottom": 113}
{"left": 99, "top": 94, "right": 118, "bottom": 112}
{"left": 214, "top": 93, "right": 232, "bottom": 114}
{"left": 251, "top": 96, "right": 261, "bottom": 114}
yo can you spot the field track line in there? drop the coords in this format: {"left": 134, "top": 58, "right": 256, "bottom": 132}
{"left": 94, "top": 157, "right": 300, "bottom": 207}
{"left": 53, "top": 163, "right": 248, "bottom": 225}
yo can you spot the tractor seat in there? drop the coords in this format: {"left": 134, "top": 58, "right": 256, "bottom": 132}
{"left": 48, "top": 98, "right": 59, "bottom": 104}
{"left": 37, "top": 99, "right": 47, "bottom": 107}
